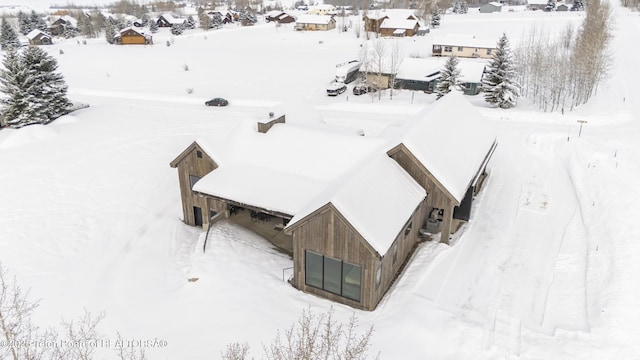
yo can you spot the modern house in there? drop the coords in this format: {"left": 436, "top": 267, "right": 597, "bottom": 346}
{"left": 395, "top": 57, "right": 487, "bottom": 95}
{"left": 114, "top": 27, "right": 152, "bottom": 45}
{"left": 295, "top": 15, "right": 336, "bottom": 31}
{"left": 432, "top": 35, "right": 497, "bottom": 59}
{"left": 26, "top": 29, "right": 52, "bottom": 45}
{"left": 170, "top": 92, "right": 497, "bottom": 311}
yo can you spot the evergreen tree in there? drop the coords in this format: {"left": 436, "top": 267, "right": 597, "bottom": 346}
{"left": 436, "top": 55, "right": 462, "bottom": 99}
{"left": 171, "top": 23, "right": 184, "bottom": 35}
{"left": 482, "top": 33, "right": 521, "bottom": 109}
{"left": 545, "top": 0, "right": 556, "bottom": 11}
{"left": 186, "top": 15, "right": 196, "bottom": 30}
{"left": 17, "top": 11, "right": 30, "bottom": 35}
{"left": 30, "top": 11, "right": 48, "bottom": 33}
{"left": 0, "top": 18, "right": 20, "bottom": 50}
{"left": 430, "top": 7, "right": 441, "bottom": 27}
{"left": 0, "top": 48, "right": 34, "bottom": 127}
{"left": 149, "top": 21, "right": 158, "bottom": 33}
{"left": 105, "top": 22, "right": 116, "bottom": 44}
{"left": 453, "top": 1, "right": 462, "bottom": 13}
{"left": 0, "top": 47, "right": 71, "bottom": 128}
{"left": 571, "top": 0, "right": 585, "bottom": 11}
{"left": 20, "top": 46, "right": 71, "bottom": 123}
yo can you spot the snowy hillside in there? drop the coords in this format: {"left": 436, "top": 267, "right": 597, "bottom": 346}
{"left": 1, "top": 3, "right": 640, "bottom": 360}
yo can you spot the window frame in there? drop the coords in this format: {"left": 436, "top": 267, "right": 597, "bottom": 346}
{"left": 189, "top": 175, "right": 201, "bottom": 189}
{"left": 304, "top": 250, "right": 362, "bottom": 303}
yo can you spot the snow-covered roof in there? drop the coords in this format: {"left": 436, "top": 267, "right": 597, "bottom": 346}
{"left": 363, "top": 57, "right": 487, "bottom": 82}
{"left": 433, "top": 34, "right": 497, "bottom": 49}
{"left": 391, "top": 91, "right": 497, "bottom": 202}
{"left": 287, "top": 152, "right": 425, "bottom": 255}
{"left": 50, "top": 15, "right": 77, "bottom": 28}
{"left": 193, "top": 123, "right": 388, "bottom": 216}
{"left": 26, "top": 29, "right": 49, "bottom": 40}
{"left": 488, "top": 2, "right": 504, "bottom": 7}
{"left": 158, "top": 14, "right": 183, "bottom": 24}
{"left": 115, "top": 27, "right": 147, "bottom": 37}
{"left": 296, "top": 15, "right": 334, "bottom": 25}
{"left": 380, "top": 18, "right": 420, "bottom": 30}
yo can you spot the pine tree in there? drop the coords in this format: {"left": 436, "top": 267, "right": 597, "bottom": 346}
{"left": 545, "top": 0, "right": 556, "bottom": 11}
{"left": 18, "top": 11, "right": 30, "bottom": 35}
{"left": 0, "top": 18, "right": 20, "bottom": 50}
{"left": 186, "top": 15, "right": 196, "bottom": 29}
{"left": 171, "top": 23, "right": 184, "bottom": 35}
{"left": 436, "top": 55, "right": 461, "bottom": 99}
{"left": 149, "top": 21, "right": 158, "bottom": 33}
{"left": 30, "top": 11, "right": 48, "bottom": 33}
{"left": 105, "top": 22, "right": 116, "bottom": 44}
{"left": 430, "top": 7, "right": 441, "bottom": 27}
{"left": 20, "top": 46, "right": 71, "bottom": 123}
{"left": 482, "top": 33, "right": 521, "bottom": 109}
{"left": 571, "top": 0, "right": 585, "bottom": 11}
{"left": 0, "top": 47, "right": 71, "bottom": 128}
{"left": 0, "top": 48, "right": 35, "bottom": 128}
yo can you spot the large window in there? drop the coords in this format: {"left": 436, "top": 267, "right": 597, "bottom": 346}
{"left": 305, "top": 251, "right": 361, "bottom": 302}
{"left": 189, "top": 175, "right": 201, "bottom": 189}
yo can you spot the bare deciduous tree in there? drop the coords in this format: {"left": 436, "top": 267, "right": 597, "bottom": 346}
{"left": 388, "top": 40, "right": 404, "bottom": 100}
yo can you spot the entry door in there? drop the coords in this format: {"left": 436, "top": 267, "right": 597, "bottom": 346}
{"left": 193, "top": 206, "right": 203, "bottom": 226}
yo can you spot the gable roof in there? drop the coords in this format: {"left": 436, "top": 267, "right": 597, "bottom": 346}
{"left": 158, "top": 14, "right": 183, "bottom": 25}
{"left": 388, "top": 91, "right": 497, "bottom": 203}
{"left": 286, "top": 152, "right": 425, "bottom": 255}
{"left": 296, "top": 15, "right": 335, "bottom": 25}
{"left": 380, "top": 18, "right": 420, "bottom": 30}
{"left": 433, "top": 34, "right": 497, "bottom": 49}
{"left": 397, "top": 57, "right": 488, "bottom": 83}
{"left": 192, "top": 122, "right": 388, "bottom": 216}
{"left": 26, "top": 29, "right": 50, "bottom": 40}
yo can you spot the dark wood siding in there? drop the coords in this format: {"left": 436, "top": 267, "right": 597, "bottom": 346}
{"left": 171, "top": 143, "right": 218, "bottom": 227}
{"left": 388, "top": 144, "right": 458, "bottom": 244}
{"left": 290, "top": 201, "right": 426, "bottom": 311}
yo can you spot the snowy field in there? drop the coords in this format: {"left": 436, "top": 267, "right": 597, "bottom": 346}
{"left": 1, "top": 3, "right": 640, "bottom": 359}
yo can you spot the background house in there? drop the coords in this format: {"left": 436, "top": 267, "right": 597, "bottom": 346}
{"left": 26, "top": 29, "right": 52, "bottom": 45}
{"left": 114, "top": 27, "right": 152, "bottom": 45}
{"left": 47, "top": 15, "right": 78, "bottom": 36}
{"left": 156, "top": 14, "right": 184, "bottom": 28}
{"left": 379, "top": 18, "right": 421, "bottom": 37}
{"left": 432, "top": 35, "right": 497, "bottom": 59}
{"left": 479, "top": 2, "right": 503, "bottom": 13}
{"left": 295, "top": 15, "right": 336, "bottom": 31}
{"left": 395, "top": 57, "right": 487, "bottom": 95}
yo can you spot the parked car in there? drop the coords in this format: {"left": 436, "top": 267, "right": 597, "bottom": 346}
{"left": 352, "top": 83, "right": 377, "bottom": 95}
{"left": 353, "top": 83, "right": 367, "bottom": 95}
{"left": 205, "top": 98, "right": 229, "bottom": 106}
{"left": 326, "top": 82, "right": 347, "bottom": 96}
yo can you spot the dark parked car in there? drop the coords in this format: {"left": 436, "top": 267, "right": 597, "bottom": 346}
{"left": 352, "top": 83, "right": 377, "bottom": 95}
{"left": 205, "top": 98, "right": 229, "bottom": 106}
